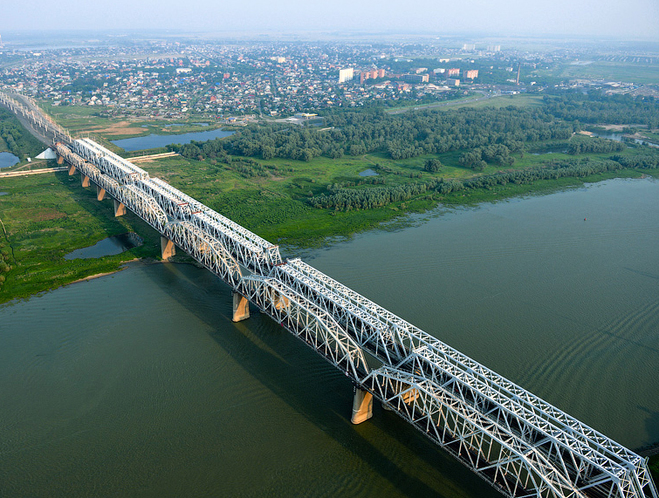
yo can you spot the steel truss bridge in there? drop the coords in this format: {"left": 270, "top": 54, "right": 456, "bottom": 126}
{"left": 1, "top": 91, "right": 656, "bottom": 498}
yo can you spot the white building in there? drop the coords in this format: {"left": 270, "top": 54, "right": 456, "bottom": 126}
{"left": 338, "top": 68, "right": 354, "bottom": 83}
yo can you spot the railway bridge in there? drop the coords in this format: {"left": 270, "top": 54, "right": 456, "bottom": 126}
{"left": 1, "top": 91, "right": 656, "bottom": 498}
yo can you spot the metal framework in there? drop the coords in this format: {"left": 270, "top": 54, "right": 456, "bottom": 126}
{"left": 165, "top": 220, "right": 243, "bottom": 288}
{"left": 272, "top": 259, "right": 657, "bottom": 498}
{"left": 6, "top": 94, "right": 655, "bottom": 498}
{"left": 241, "top": 275, "right": 369, "bottom": 381}
{"left": 0, "top": 91, "right": 72, "bottom": 143}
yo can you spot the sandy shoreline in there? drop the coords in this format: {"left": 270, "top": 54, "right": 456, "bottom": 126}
{"left": 69, "top": 258, "right": 141, "bottom": 285}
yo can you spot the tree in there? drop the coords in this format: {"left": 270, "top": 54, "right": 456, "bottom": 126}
{"left": 424, "top": 158, "right": 443, "bottom": 173}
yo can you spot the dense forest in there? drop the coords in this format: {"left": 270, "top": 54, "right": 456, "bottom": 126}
{"left": 172, "top": 105, "right": 575, "bottom": 162}
{"left": 307, "top": 155, "right": 659, "bottom": 211}
{"left": 165, "top": 91, "right": 659, "bottom": 212}
{"left": 169, "top": 93, "right": 658, "bottom": 165}
{"left": 543, "top": 92, "right": 659, "bottom": 128}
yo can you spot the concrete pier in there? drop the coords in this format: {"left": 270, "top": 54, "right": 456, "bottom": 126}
{"left": 68, "top": 164, "right": 76, "bottom": 176}
{"left": 160, "top": 236, "right": 176, "bottom": 260}
{"left": 351, "top": 388, "right": 373, "bottom": 424}
{"left": 81, "top": 175, "right": 90, "bottom": 188}
{"left": 232, "top": 292, "right": 250, "bottom": 322}
{"left": 56, "top": 155, "right": 64, "bottom": 165}
{"left": 97, "top": 186, "right": 106, "bottom": 201}
{"left": 113, "top": 199, "right": 126, "bottom": 217}
{"left": 401, "top": 388, "right": 418, "bottom": 405}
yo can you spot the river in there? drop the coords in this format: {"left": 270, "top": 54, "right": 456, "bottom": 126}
{"left": 1, "top": 177, "right": 658, "bottom": 497}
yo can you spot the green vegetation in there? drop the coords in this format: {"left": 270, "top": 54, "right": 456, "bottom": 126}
{"left": 0, "top": 108, "right": 45, "bottom": 162}
{"left": 38, "top": 100, "right": 223, "bottom": 140}
{"left": 0, "top": 172, "right": 161, "bottom": 303}
{"left": 544, "top": 92, "right": 659, "bottom": 128}
{"left": 1, "top": 90, "right": 659, "bottom": 303}
{"left": 543, "top": 62, "right": 659, "bottom": 86}
{"left": 172, "top": 105, "right": 576, "bottom": 163}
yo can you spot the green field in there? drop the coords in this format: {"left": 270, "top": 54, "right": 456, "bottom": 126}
{"left": 3, "top": 136, "right": 654, "bottom": 304}
{"left": 38, "top": 101, "right": 224, "bottom": 140}
{"left": 529, "top": 61, "right": 659, "bottom": 85}
{"left": 438, "top": 93, "right": 544, "bottom": 111}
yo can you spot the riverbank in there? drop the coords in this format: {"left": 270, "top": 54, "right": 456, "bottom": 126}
{"left": 0, "top": 171, "right": 163, "bottom": 304}
{"left": 0, "top": 155, "right": 655, "bottom": 305}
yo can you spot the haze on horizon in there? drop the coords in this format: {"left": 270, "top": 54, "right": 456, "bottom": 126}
{"left": 2, "top": 0, "right": 658, "bottom": 42}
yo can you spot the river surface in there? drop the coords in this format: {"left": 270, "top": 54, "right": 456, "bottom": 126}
{"left": 0, "top": 151, "right": 20, "bottom": 169}
{"left": 111, "top": 128, "right": 234, "bottom": 152}
{"left": 1, "top": 177, "right": 658, "bottom": 497}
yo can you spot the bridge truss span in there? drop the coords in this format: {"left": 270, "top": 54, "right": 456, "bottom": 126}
{"left": 165, "top": 220, "right": 243, "bottom": 288}
{"left": 271, "top": 258, "right": 657, "bottom": 498}
{"left": 241, "top": 275, "right": 369, "bottom": 382}
{"left": 0, "top": 92, "right": 72, "bottom": 144}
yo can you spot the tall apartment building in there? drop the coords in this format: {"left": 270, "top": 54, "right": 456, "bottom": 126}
{"left": 338, "top": 68, "right": 354, "bottom": 83}
{"left": 466, "top": 70, "right": 479, "bottom": 79}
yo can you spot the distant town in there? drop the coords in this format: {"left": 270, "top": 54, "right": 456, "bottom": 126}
{"left": 1, "top": 35, "right": 657, "bottom": 123}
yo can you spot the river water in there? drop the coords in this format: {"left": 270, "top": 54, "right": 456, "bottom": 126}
{"left": 1, "top": 177, "right": 658, "bottom": 497}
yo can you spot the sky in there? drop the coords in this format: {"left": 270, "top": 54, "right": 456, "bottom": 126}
{"left": 1, "top": 0, "right": 658, "bottom": 41}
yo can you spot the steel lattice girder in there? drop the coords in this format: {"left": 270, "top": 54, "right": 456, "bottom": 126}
{"left": 191, "top": 211, "right": 278, "bottom": 274}
{"left": 116, "top": 185, "right": 168, "bottom": 232}
{"left": 364, "top": 367, "right": 588, "bottom": 498}
{"left": 77, "top": 138, "right": 148, "bottom": 179}
{"left": 0, "top": 92, "right": 71, "bottom": 143}
{"left": 273, "top": 259, "right": 656, "bottom": 498}
{"left": 73, "top": 139, "right": 147, "bottom": 185}
{"left": 69, "top": 138, "right": 281, "bottom": 273}
{"left": 54, "top": 144, "right": 122, "bottom": 199}
{"left": 241, "top": 275, "right": 369, "bottom": 381}
{"left": 193, "top": 208, "right": 281, "bottom": 268}
{"left": 164, "top": 221, "right": 242, "bottom": 288}
{"left": 138, "top": 178, "right": 198, "bottom": 220}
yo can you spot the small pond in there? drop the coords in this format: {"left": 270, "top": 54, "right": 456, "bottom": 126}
{"left": 0, "top": 192, "right": 8, "bottom": 196}
{"left": 111, "top": 128, "right": 233, "bottom": 152}
{"left": 359, "top": 168, "right": 378, "bottom": 177}
{"left": 590, "top": 131, "right": 659, "bottom": 148}
{"left": 64, "top": 233, "right": 143, "bottom": 260}
{"left": 0, "top": 152, "right": 20, "bottom": 169}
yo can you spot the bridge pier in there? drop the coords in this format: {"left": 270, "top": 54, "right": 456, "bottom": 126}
{"left": 81, "top": 175, "right": 90, "bottom": 188}
{"left": 113, "top": 199, "right": 126, "bottom": 217}
{"left": 68, "top": 164, "right": 76, "bottom": 176}
{"left": 56, "top": 155, "right": 64, "bottom": 165}
{"left": 160, "top": 236, "right": 176, "bottom": 260}
{"left": 232, "top": 292, "right": 250, "bottom": 322}
{"left": 351, "top": 387, "right": 373, "bottom": 424}
{"left": 97, "top": 186, "right": 106, "bottom": 201}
